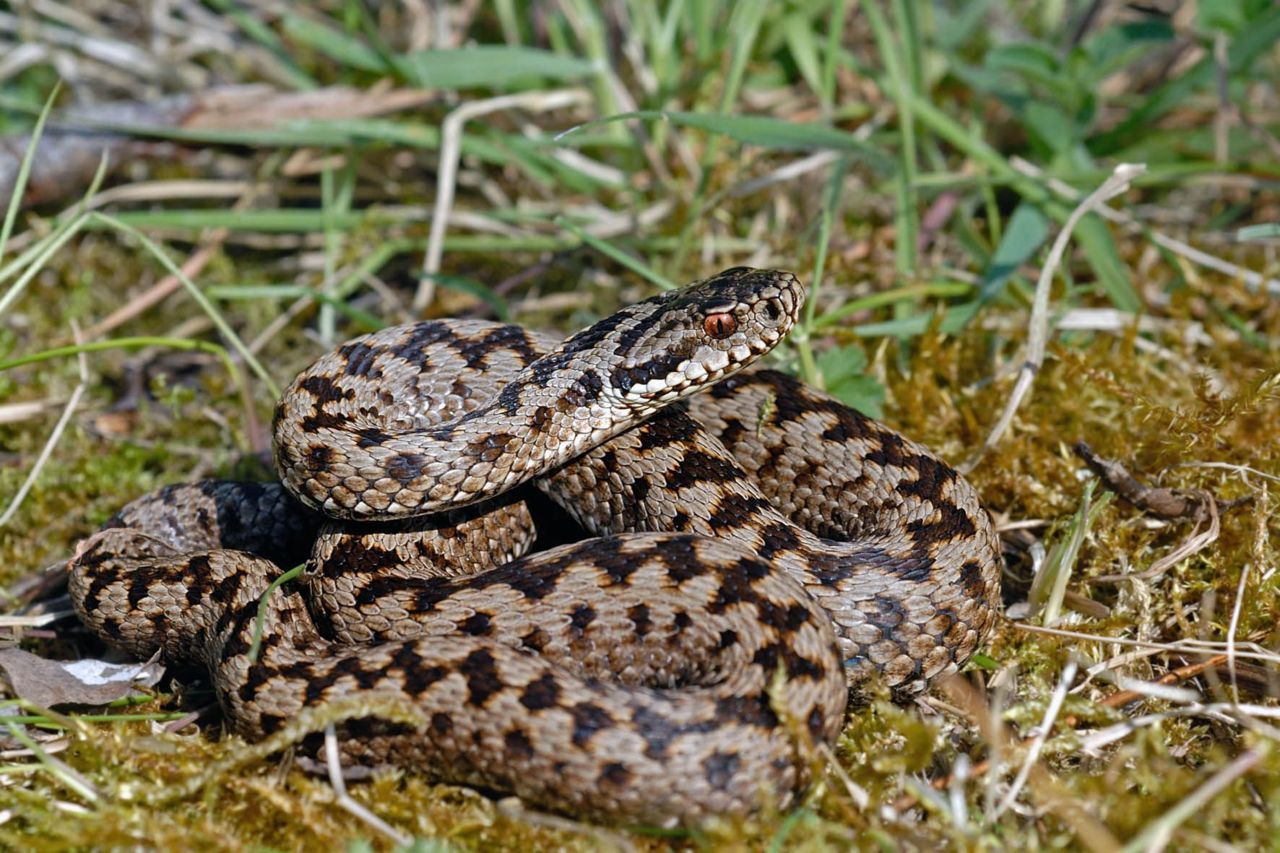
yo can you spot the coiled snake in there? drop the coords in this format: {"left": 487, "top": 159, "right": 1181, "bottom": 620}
{"left": 69, "top": 268, "right": 1002, "bottom": 826}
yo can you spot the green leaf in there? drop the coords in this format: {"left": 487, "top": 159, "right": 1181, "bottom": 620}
{"left": 1197, "top": 0, "right": 1247, "bottom": 34}
{"left": 967, "top": 652, "right": 1000, "bottom": 671}
{"left": 283, "top": 15, "right": 388, "bottom": 73}
{"left": 1021, "top": 101, "right": 1077, "bottom": 153}
{"left": 1237, "top": 223, "right": 1280, "bottom": 242}
{"left": 816, "top": 345, "right": 885, "bottom": 418}
{"left": 781, "top": 13, "right": 824, "bottom": 97}
{"left": 984, "top": 41, "right": 1066, "bottom": 95}
{"left": 666, "top": 111, "right": 874, "bottom": 151}
{"left": 570, "top": 110, "right": 893, "bottom": 171}
{"left": 934, "top": 0, "right": 994, "bottom": 51}
{"left": 99, "top": 209, "right": 381, "bottom": 232}
{"left": 1074, "top": 214, "right": 1140, "bottom": 311}
{"left": 398, "top": 46, "right": 598, "bottom": 89}
{"left": 1079, "top": 20, "right": 1175, "bottom": 86}
{"left": 816, "top": 342, "right": 867, "bottom": 378}
{"left": 852, "top": 302, "right": 980, "bottom": 338}
{"left": 979, "top": 203, "right": 1050, "bottom": 303}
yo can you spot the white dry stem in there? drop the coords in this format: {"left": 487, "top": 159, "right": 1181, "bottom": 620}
{"left": 1012, "top": 623, "right": 1280, "bottom": 667}
{"left": 322, "top": 723, "right": 411, "bottom": 847}
{"left": 1093, "top": 497, "right": 1221, "bottom": 583}
{"left": 962, "top": 163, "right": 1147, "bottom": 474}
{"left": 994, "top": 660, "right": 1078, "bottom": 818}
{"left": 416, "top": 88, "right": 593, "bottom": 312}
{"left": 1010, "top": 156, "right": 1280, "bottom": 297}
{"left": 1082, "top": 706, "right": 1280, "bottom": 755}
{"left": 1225, "top": 560, "right": 1250, "bottom": 707}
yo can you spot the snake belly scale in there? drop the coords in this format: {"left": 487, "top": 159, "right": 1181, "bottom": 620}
{"left": 68, "top": 268, "right": 1002, "bottom": 826}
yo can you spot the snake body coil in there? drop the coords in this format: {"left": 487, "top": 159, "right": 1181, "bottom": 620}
{"left": 69, "top": 268, "right": 1002, "bottom": 826}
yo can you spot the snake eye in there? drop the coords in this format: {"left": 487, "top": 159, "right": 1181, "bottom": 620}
{"left": 704, "top": 312, "right": 737, "bottom": 339}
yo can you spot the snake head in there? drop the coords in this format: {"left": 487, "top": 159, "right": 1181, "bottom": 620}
{"left": 597, "top": 267, "right": 805, "bottom": 412}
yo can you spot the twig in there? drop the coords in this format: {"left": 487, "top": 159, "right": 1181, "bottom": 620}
{"left": 961, "top": 163, "right": 1146, "bottom": 473}
{"left": 1073, "top": 441, "right": 1245, "bottom": 521}
{"left": 1011, "top": 624, "right": 1280, "bottom": 666}
{"left": 1074, "top": 441, "right": 1247, "bottom": 584}
{"left": 1065, "top": 655, "right": 1228, "bottom": 726}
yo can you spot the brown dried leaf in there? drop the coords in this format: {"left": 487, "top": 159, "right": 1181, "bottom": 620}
{"left": 0, "top": 647, "right": 163, "bottom": 708}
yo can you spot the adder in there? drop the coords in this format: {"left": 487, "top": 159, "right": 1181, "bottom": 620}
{"left": 69, "top": 267, "right": 1002, "bottom": 826}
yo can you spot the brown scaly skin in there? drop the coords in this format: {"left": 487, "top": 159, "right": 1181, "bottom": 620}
{"left": 274, "top": 268, "right": 804, "bottom": 519}
{"left": 71, "top": 525, "right": 845, "bottom": 826}
{"left": 68, "top": 267, "right": 1003, "bottom": 825}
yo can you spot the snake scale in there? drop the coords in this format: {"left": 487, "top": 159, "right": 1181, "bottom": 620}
{"left": 68, "top": 268, "right": 1002, "bottom": 826}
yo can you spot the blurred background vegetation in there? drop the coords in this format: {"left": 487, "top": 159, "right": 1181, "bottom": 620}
{"left": 0, "top": 1, "right": 1277, "bottom": 849}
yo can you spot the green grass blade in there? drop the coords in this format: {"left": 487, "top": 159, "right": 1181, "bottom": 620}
{"left": 0, "top": 215, "right": 89, "bottom": 319}
{"left": 87, "top": 213, "right": 279, "bottom": 398}
{"left": 561, "top": 110, "right": 892, "bottom": 169}
{"left": 0, "top": 337, "right": 235, "bottom": 375}
{"left": 979, "top": 203, "right": 1050, "bottom": 303}
{"left": 204, "top": 0, "right": 315, "bottom": 90}
{"left": 399, "top": 46, "right": 598, "bottom": 89}
{"left": 283, "top": 14, "right": 388, "bottom": 73}
{"left": 556, "top": 217, "right": 677, "bottom": 291}
{"left": 1073, "top": 214, "right": 1140, "bottom": 312}
{"left": 0, "top": 82, "right": 61, "bottom": 264}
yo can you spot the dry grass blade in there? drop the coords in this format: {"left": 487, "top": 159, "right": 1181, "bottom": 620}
{"left": 322, "top": 723, "right": 411, "bottom": 847}
{"left": 416, "top": 88, "right": 593, "bottom": 311}
{"left": 1012, "top": 623, "right": 1280, "bottom": 667}
{"left": 962, "top": 163, "right": 1147, "bottom": 474}
{"left": 1121, "top": 746, "right": 1269, "bottom": 853}
{"left": 1010, "top": 156, "right": 1280, "bottom": 297}
{"left": 994, "top": 660, "right": 1077, "bottom": 817}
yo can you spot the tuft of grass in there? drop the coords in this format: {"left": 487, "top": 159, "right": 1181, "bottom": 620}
{"left": 1, "top": 1, "right": 1277, "bottom": 849}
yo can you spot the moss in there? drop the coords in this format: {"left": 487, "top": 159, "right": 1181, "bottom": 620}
{"left": 4, "top": 237, "right": 1278, "bottom": 847}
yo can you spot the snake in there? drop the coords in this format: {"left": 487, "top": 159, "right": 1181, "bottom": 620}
{"left": 68, "top": 267, "right": 1002, "bottom": 827}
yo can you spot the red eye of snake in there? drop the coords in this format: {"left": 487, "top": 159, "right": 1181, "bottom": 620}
{"left": 703, "top": 313, "right": 737, "bottom": 339}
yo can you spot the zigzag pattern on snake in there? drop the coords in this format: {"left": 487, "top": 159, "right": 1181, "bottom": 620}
{"left": 68, "top": 268, "right": 1002, "bottom": 827}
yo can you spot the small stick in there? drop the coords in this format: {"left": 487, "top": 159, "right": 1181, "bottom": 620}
{"left": 1072, "top": 441, "right": 1216, "bottom": 521}
{"left": 1074, "top": 441, "right": 1251, "bottom": 583}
